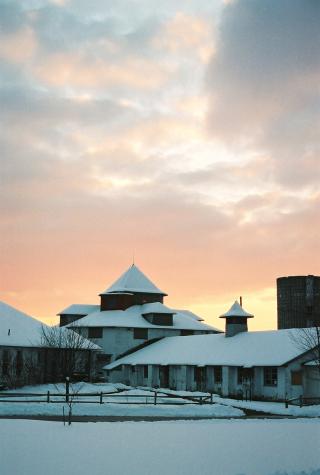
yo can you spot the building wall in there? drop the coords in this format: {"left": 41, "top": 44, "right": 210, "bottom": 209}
{"left": 106, "top": 353, "right": 318, "bottom": 401}
{"left": 277, "top": 275, "right": 320, "bottom": 329}
{"left": 0, "top": 346, "right": 98, "bottom": 388}
{"left": 77, "top": 326, "right": 210, "bottom": 362}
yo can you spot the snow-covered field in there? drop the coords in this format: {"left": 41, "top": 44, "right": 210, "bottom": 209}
{"left": 1, "top": 418, "right": 320, "bottom": 475}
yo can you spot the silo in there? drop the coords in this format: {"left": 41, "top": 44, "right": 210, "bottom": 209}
{"left": 277, "top": 275, "right": 320, "bottom": 329}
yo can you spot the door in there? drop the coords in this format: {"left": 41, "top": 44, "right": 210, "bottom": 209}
{"left": 159, "top": 366, "right": 169, "bottom": 388}
{"left": 195, "top": 367, "right": 207, "bottom": 392}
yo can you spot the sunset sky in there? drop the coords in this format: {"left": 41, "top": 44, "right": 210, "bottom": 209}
{"left": 1, "top": 0, "right": 319, "bottom": 330}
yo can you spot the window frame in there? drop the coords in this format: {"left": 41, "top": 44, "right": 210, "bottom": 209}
{"left": 263, "top": 367, "right": 278, "bottom": 386}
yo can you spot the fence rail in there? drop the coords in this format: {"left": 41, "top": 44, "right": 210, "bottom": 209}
{"left": 0, "top": 390, "right": 214, "bottom": 406}
{"left": 285, "top": 396, "right": 320, "bottom": 408}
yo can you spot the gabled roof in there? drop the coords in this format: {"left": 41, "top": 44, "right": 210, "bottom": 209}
{"left": 219, "top": 301, "right": 254, "bottom": 319}
{"left": 100, "top": 264, "right": 167, "bottom": 296}
{"left": 58, "top": 304, "right": 100, "bottom": 316}
{"left": 67, "top": 302, "right": 220, "bottom": 332}
{"left": 105, "top": 329, "right": 308, "bottom": 370}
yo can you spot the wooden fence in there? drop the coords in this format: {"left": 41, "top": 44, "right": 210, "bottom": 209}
{"left": 285, "top": 396, "right": 320, "bottom": 408}
{"left": 0, "top": 390, "right": 214, "bottom": 406}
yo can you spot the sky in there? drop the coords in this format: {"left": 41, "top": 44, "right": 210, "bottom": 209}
{"left": 1, "top": 0, "right": 319, "bottom": 330}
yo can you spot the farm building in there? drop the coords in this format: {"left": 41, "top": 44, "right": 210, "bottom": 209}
{"left": 59, "top": 264, "right": 220, "bottom": 372}
{"left": 0, "top": 301, "right": 100, "bottom": 388}
{"left": 105, "top": 301, "right": 320, "bottom": 401}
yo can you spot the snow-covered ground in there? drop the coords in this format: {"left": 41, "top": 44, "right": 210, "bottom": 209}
{"left": 212, "top": 395, "right": 320, "bottom": 417}
{"left": 1, "top": 419, "right": 319, "bottom": 475}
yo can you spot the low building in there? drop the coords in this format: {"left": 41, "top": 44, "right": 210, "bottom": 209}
{"left": 59, "top": 264, "right": 220, "bottom": 372}
{"left": 0, "top": 301, "right": 99, "bottom": 387}
{"left": 105, "top": 301, "right": 320, "bottom": 401}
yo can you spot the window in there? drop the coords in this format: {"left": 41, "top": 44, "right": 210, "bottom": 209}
{"left": 97, "top": 354, "right": 112, "bottom": 365}
{"left": 291, "top": 371, "right": 302, "bottom": 385}
{"left": 88, "top": 327, "right": 103, "bottom": 338}
{"left": 16, "top": 351, "right": 23, "bottom": 376}
{"left": 2, "top": 351, "right": 9, "bottom": 376}
{"left": 143, "top": 313, "right": 173, "bottom": 326}
{"left": 194, "top": 366, "right": 206, "bottom": 383}
{"left": 131, "top": 366, "right": 136, "bottom": 373}
{"left": 214, "top": 366, "right": 222, "bottom": 384}
{"left": 133, "top": 328, "right": 148, "bottom": 339}
{"left": 143, "top": 365, "right": 148, "bottom": 378}
{"left": 237, "top": 367, "right": 245, "bottom": 384}
{"left": 238, "top": 368, "right": 253, "bottom": 384}
{"left": 264, "top": 367, "right": 278, "bottom": 386}
{"left": 180, "top": 330, "right": 194, "bottom": 336}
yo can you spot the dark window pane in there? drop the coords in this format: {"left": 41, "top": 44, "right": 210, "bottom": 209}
{"left": 133, "top": 328, "right": 148, "bottom": 339}
{"left": 214, "top": 366, "right": 222, "bottom": 383}
{"left": 88, "top": 327, "right": 103, "bottom": 338}
{"left": 263, "top": 367, "right": 278, "bottom": 386}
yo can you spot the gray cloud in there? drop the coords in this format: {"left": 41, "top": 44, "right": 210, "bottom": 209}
{"left": 207, "top": 0, "right": 320, "bottom": 188}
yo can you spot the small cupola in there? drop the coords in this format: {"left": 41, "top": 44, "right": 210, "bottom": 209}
{"left": 219, "top": 299, "right": 254, "bottom": 337}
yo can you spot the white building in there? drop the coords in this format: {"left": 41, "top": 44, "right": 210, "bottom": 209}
{"left": 59, "top": 264, "right": 220, "bottom": 371}
{"left": 105, "top": 301, "right": 320, "bottom": 401}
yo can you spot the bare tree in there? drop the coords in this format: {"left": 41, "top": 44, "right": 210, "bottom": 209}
{"left": 290, "top": 325, "right": 320, "bottom": 374}
{"left": 40, "top": 324, "right": 97, "bottom": 380}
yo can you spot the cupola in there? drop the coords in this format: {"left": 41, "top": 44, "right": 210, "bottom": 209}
{"left": 219, "top": 299, "right": 254, "bottom": 337}
{"left": 99, "top": 264, "right": 167, "bottom": 310}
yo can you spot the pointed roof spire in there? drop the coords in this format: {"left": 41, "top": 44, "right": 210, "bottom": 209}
{"left": 100, "top": 264, "right": 167, "bottom": 296}
{"left": 219, "top": 300, "right": 254, "bottom": 319}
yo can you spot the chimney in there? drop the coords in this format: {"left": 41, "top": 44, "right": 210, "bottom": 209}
{"left": 240, "top": 296, "right": 242, "bottom": 307}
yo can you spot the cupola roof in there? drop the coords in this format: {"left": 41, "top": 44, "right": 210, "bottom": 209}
{"left": 100, "top": 264, "right": 167, "bottom": 296}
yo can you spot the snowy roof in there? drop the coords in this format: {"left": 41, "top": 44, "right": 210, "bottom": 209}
{"left": 0, "top": 301, "right": 101, "bottom": 350}
{"left": 106, "top": 329, "right": 308, "bottom": 369}
{"left": 219, "top": 301, "right": 254, "bottom": 319}
{"left": 58, "top": 304, "right": 100, "bottom": 316}
{"left": 0, "top": 301, "right": 46, "bottom": 347}
{"left": 67, "top": 302, "right": 220, "bottom": 332}
{"left": 100, "top": 264, "right": 167, "bottom": 295}
{"left": 141, "top": 302, "right": 175, "bottom": 315}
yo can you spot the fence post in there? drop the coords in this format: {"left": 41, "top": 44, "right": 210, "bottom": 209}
{"left": 100, "top": 392, "right": 103, "bottom": 404}
{"left": 199, "top": 397, "right": 203, "bottom": 405}
{"left": 154, "top": 390, "right": 157, "bottom": 405}
{"left": 65, "top": 377, "right": 70, "bottom": 403}
{"left": 210, "top": 393, "right": 213, "bottom": 405}
{"left": 299, "top": 395, "right": 303, "bottom": 408}
{"left": 285, "top": 399, "right": 288, "bottom": 409}
{"left": 47, "top": 391, "right": 50, "bottom": 403}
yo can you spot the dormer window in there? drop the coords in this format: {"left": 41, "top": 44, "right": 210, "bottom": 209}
{"left": 142, "top": 313, "right": 173, "bottom": 326}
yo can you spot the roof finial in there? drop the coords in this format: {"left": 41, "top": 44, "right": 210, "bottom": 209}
{"left": 132, "top": 250, "right": 135, "bottom": 266}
